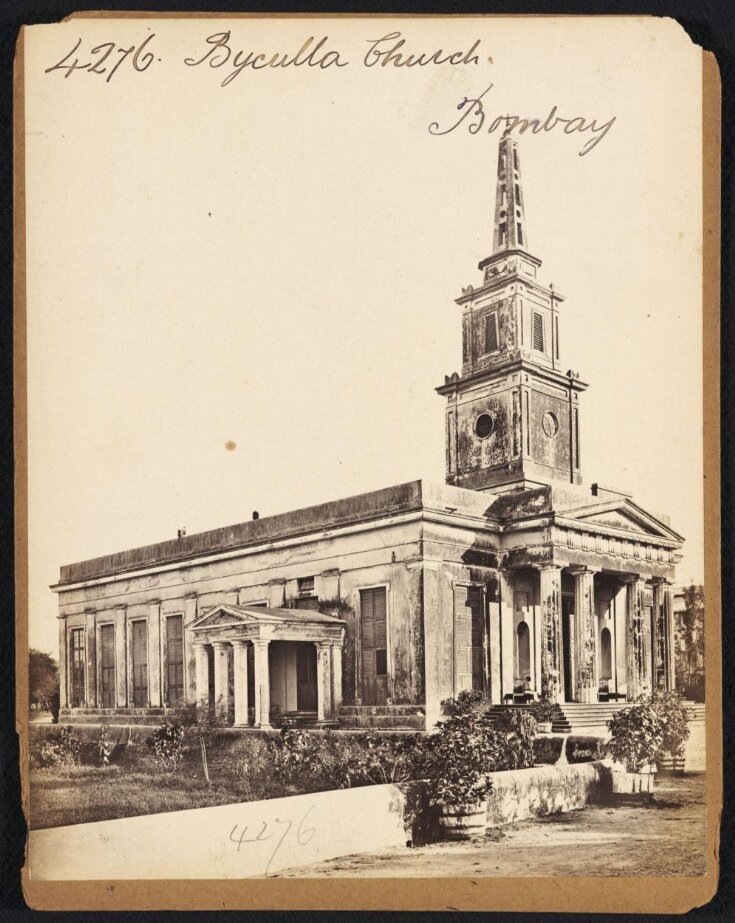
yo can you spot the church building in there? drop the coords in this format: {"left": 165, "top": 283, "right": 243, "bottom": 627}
{"left": 54, "top": 133, "right": 684, "bottom": 731}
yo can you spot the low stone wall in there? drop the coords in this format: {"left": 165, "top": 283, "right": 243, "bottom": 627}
{"left": 485, "top": 760, "right": 612, "bottom": 828}
{"left": 29, "top": 782, "right": 412, "bottom": 881}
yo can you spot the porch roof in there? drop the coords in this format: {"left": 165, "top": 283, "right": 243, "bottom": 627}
{"left": 188, "top": 603, "right": 345, "bottom": 642}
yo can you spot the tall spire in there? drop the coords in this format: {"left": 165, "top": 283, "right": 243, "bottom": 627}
{"left": 492, "top": 129, "right": 527, "bottom": 253}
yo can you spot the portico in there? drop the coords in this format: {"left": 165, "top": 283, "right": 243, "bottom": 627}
{"left": 189, "top": 604, "right": 345, "bottom": 728}
{"left": 494, "top": 549, "right": 678, "bottom": 706}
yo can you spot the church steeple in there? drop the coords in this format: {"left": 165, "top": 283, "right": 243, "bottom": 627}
{"left": 492, "top": 130, "right": 528, "bottom": 253}
{"left": 436, "top": 135, "right": 588, "bottom": 494}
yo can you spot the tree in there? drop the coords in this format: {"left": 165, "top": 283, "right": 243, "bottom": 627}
{"left": 28, "top": 649, "right": 58, "bottom": 711}
{"left": 675, "top": 584, "right": 705, "bottom": 700}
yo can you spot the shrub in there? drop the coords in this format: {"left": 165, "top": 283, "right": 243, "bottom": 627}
{"left": 528, "top": 699, "right": 558, "bottom": 725}
{"left": 646, "top": 691, "right": 693, "bottom": 760}
{"left": 411, "top": 709, "right": 505, "bottom": 806}
{"left": 272, "top": 727, "right": 321, "bottom": 785}
{"left": 30, "top": 726, "right": 81, "bottom": 768}
{"left": 565, "top": 735, "right": 605, "bottom": 764}
{"left": 606, "top": 703, "right": 664, "bottom": 772}
{"left": 492, "top": 708, "right": 537, "bottom": 769}
{"left": 231, "top": 736, "right": 274, "bottom": 798}
{"left": 533, "top": 735, "right": 564, "bottom": 765}
{"left": 147, "top": 722, "right": 185, "bottom": 771}
{"left": 96, "top": 722, "right": 115, "bottom": 767}
{"left": 440, "top": 689, "right": 489, "bottom": 718}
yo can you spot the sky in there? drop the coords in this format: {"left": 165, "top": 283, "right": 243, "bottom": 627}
{"left": 23, "top": 15, "right": 704, "bottom": 656}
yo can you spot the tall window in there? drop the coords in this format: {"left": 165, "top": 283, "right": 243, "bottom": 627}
{"left": 99, "top": 624, "right": 116, "bottom": 707}
{"left": 131, "top": 620, "right": 148, "bottom": 707}
{"left": 532, "top": 312, "right": 545, "bottom": 351}
{"left": 69, "top": 628, "right": 85, "bottom": 708}
{"left": 454, "top": 585, "right": 484, "bottom": 693}
{"left": 166, "top": 615, "right": 184, "bottom": 706}
{"left": 484, "top": 312, "right": 499, "bottom": 353}
{"left": 360, "top": 587, "right": 388, "bottom": 705}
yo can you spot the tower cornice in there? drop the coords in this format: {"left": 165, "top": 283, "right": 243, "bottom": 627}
{"left": 436, "top": 356, "right": 588, "bottom": 397}
{"left": 455, "top": 272, "right": 565, "bottom": 307}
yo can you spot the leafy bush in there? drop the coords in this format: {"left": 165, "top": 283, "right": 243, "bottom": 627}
{"left": 272, "top": 727, "right": 321, "bottom": 785}
{"left": 565, "top": 735, "right": 605, "bottom": 764}
{"left": 30, "top": 726, "right": 81, "bottom": 768}
{"left": 646, "top": 691, "right": 693, "bottom": 759}
{"left": 533, "top": 735, "right": 564, "bottom": 765}
{"left": 231, "top": 736, "right": 274, "bottom": 798}
{"left": 96, "top": 722, "right": 115, "bottom": 767}
{"left": 491, "top": 708, "right": 537, "bottom": 769}
{"left": 440, "top": 689, "right": 489, "bottom": 718}
{"left": 415, "top": 696, "right": 538, "bottom": 804}
{"left": 528, "top": 699, "right": 558, "bottom": 725}
{"left": 606, "top": 703, "right": 664, "bottom": 772}
{"left": 147, "top": 722, "right": 185, "bottom": 771}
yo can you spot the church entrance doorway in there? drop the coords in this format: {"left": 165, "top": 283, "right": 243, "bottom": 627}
{"left": 562, "top": 594, "right": 575, "bottom": 702}
{"left": 296, "top": 643, "right": 318, "bottom": 711}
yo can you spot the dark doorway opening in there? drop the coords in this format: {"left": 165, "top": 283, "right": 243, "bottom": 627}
{"left": 297, "top": 643, "right": 318, "bottom": 711}
{"left": 562, "top": 594, "right": 575, "bottom": 702}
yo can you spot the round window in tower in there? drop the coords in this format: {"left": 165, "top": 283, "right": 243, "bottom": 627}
{"left": 474, "top": 413, "right": 495, "bottom": 439}
{"left": 542, "top": 411, "right": 559, "bottom": 438}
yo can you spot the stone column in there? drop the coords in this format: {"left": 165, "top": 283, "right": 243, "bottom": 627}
{"left": 663, "top": 584, "right": 676, "bottom": 690}
{"left": 650, "top": 579, "right": 665, "bottom": 690}
{"left": 622, "top": 575, "right": 646, "bottom": 701}
{"left": 232, "top": 640, "right": 249, "bottom": 726}
{"left": 330, "top": 640, "right": 343, "bottom": 714}
{"left": 183, "top": 594, "right": 198, "bottom": 705}
{"left": 315, "top": 641, "right": 332, "bottom": 722}
{"left": 498, "top": 569, "right": 515, "bottom": 701}
{"left": 85, "top": 609, "right": 97, "bottom": 707}
{"left": 538, "top": 565, "right": 563, "bottom": 703}
{"left": 58, "top": 617, "right": 68, "bottom": 708}
{"left": 252, "top": 639, "right": 272, "bottom": 728}
{"left": 571, "top": 566, "right": 598, "bottom": 703}
{"left": 114, "top": 606, "right": 127, "bottom": 706}
{"left": 148, "top": 600, "right": 162, "bottom": 707}
{"left": 212, "top": 641, "right": 230, "bottom": 717}
{"left": 193, "top": 642, "right": 209, "bottom": 708}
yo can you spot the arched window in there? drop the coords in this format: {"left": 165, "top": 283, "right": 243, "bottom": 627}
{"left": 600, "top": 627, "right": 612, "bottom": 680}
{"left": 516, "top": 621, "right": 531, "bottom": 680}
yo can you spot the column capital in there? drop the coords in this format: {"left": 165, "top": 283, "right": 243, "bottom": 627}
{"left": 648, "top": 576, "right": 673, "bottom": 587}
{"left": 184, "top": 592, "right": 199, "bottom": 599}
{"left": 211, "top": 640, "right": 230, "bottom": 651}
{"left": 267, "top": 578, "right": 286, "bottom": 586}
{"left": 568, "top": 564, "right": 598, "bottom": 577}
{"left": 619, "top": 573, "right": 641, "bottom": 585}
{"left": 231, "top": 638, "right": 249, "bottom": 649}
{"left": 251, "top": 637, "right": 270, "bottom": 649}
{"left": 535, "top": 563, "right": 563, "bottom": 572}
{"left": 114, "top": 604, "right": 127, "bottom": 611}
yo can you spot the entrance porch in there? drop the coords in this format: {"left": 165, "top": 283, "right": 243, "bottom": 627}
{"left": 492, "top": 566, "right": 676, "bottom": 705}
{"left": 189, "top": 604, "right": 345, "bottom": 728}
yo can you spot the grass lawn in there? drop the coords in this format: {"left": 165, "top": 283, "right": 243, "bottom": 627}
{"left": 28, "top": 731, "right": 320, "bottom": 830}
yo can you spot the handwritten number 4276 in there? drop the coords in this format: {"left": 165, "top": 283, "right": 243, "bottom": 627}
{"left": 45, "top": 34, "right": 156, "bottom": 82}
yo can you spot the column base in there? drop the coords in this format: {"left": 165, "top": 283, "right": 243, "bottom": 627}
{"left": 254, "top": 723, "right": 273, "bottom": 730}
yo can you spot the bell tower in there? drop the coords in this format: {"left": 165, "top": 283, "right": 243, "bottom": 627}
{"left": 437, "top": 131, "right": 588, "bottom": 493}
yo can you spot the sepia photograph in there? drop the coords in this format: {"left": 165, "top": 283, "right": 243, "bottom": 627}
{"left": 17, "top": 11, "right": 718, "bottom": 911}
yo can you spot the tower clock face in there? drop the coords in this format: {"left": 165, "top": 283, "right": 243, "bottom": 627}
{"left": 542, "top": 411, "right": 559, "bottom": 438}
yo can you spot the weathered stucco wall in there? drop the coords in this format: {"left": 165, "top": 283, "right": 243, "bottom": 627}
{"left": 485, "top": 760, "right": 612, "bottom": 828}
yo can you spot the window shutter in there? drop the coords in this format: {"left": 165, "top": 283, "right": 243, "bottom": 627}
{"left": 485, "top": 313, "right": 499, "bottom": 352}
{"left": 533, "top": 312, "right": 544, "bottom": 351}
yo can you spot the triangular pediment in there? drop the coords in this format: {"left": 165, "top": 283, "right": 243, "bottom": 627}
{"left": 561, "top": 499, "right": 683, "bottom": 543}
{"left": 578, "top": 509, "right": 659, "bottom": 534}
{"left": 189, "top": 604, "right": 260, "bottom": 631}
